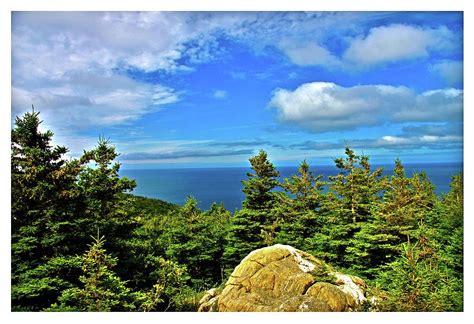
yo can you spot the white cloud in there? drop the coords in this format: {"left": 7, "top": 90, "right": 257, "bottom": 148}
{"left": 12, "top": 12, "right": 206, "bottom": 79}
{"left": 12, "top": 12, "right": 463, "bottom": 142}
{"left": 213, "top": 90, "right": 228, "bottom": 99}
{"left": 393, "top": 88, "right": 463, "bottom": 122}
{"left": 430, "top": 60, "right": 463, "bottom": 85}
{"left": 358, "top": 134, "right": 462, "bottom": 150}
{"left": 268, "top": 82, "right": 462, "bottom": 133}
{"left": 12, "top": 75, "right": 179, "bottom": 129}
{"left": 344, "top": 24, "right": 458, "bottom": 65}
{"left": 278, "top": 40, "right": 340, "bottom": 66}
{"left": 290, "top": 133, "right": 462, "bottom": 151}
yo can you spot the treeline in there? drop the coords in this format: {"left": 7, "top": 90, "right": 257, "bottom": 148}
{"left": 11, "top": 111, "right": 463, "bottom": 311}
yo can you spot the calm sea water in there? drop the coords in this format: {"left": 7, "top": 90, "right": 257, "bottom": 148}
{"left": 120, "top": 163, "right": 463, "bottom": 212}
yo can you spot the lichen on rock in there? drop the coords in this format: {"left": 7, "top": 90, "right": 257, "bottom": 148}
{"left": 199, "top": 244, "right": 368, "bottom": 312}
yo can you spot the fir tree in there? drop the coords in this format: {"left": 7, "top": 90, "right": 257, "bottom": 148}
{"left": 375, "top": 224, "right": 463, "bottom": 311}
{"left": 309, "top": 147, "right": 385, "bottom": 268}
{"left": 345, "top": 159, "right": 413, "bottom": 277}
{"left": 163, "top": 197, "right": 231, "bottom": 289}
{"left": 11, "top": 111, "right": 84, "bottom": 311}
{"left": 275, "top": 160, "right": 325, "bottom": 250}
{"left": 77, "top": 138, "right": 138, "bottom": 282}
{"left": 242, "top": 150, "right": 280, "bottom": 210}
{"left": 48, "top": 234, "right": 137, "bottom": 311}
{"left": 223, "top": 150, "right": 280, "bottom": 272}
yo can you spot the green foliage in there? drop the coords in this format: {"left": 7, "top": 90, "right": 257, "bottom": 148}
{"left": 275, "top": 160, "right": 325, "bottom": 250}
{"left": 11, "top": 111, "right": 463, "bottom": 312}
{"left": 162, "top": 197, "right": 231, "bottom": 289}
{"left": 328, "top": 147, "right": 385, "bottom": 224}
{"left": 309, "top": 147, "right": 385, "bottom": 269}
{"left": 48, "top": 235, "right": 137, "bottom": 311}
{"left": 222, "top": 208, "right": 267, "bottom": 273}
{"left": 11, "top": 111, "right": 85, "bottom": 311}
{"left": 344, "top": 160, "right": 412, "bottom": 277}
{"left": 375, "top": 225, "right": 462, "bottom": 311}
{"left": 242, "top": 149, "right": 280, "bottom": 210}
{"left": 223, "top": 150, "right": 281, "bottom": 272}
{"left": 141, "top": 256, "right": 191, "bottom": 311}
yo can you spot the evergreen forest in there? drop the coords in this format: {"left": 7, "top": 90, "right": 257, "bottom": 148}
{"left": 11, "top": 111, "right": 463, "bottom": 312}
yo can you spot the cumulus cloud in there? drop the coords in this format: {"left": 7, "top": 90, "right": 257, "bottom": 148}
{"left": 268, "top": 82, "right": 462, "bottom": 133}
{"left": 12, "top": 75, "right": 179, "bottom": 129}
{"left": 344, "top": 24, "right": 458, "bottom": 65}
{"left": 12, "top": 12, "right": 213, "bottom": 77}
{"left": 12, "top": 12, "right": 463, "bottom": 161}
{"left": 393, "top": 88, "right": 463, "bottom": 122}
{"left": 12, "top": 12, "right": 199, "bottom": 133}
{"left": 430, "top": 60, "right": 463, "bottom": 85}
{"left": 278, "top": 40, "right": 340, "bottom": 66}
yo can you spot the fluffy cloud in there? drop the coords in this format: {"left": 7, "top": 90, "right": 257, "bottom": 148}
{"left": 344, "top": 24, "right": 458, "bottom": 65}
{"left": 430, "top": 60, "right": 463, "bottom": 85}
{"left": 15, "top": 13, "right": 460, "bottom": 82}
{"left": 269, "top": 82, "right": 462, "bottom": 133}
{"left": 12, "top": 12, "right": 463, "bottom": 162}
{"left": 12, "top": 74, "right": 179, "bottom": 129}
{"left": 278, "top": 40, "right": 339, "bottom": 66}
{"left": 12, "top": 12, "right": 212, "bottom": 77}
{"left": 12, "top": 12, "right": 198, "bottom": 133}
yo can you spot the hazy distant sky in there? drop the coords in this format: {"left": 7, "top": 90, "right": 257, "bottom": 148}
{"left": 11, "top": 12, "right": 463, "bottom": 167}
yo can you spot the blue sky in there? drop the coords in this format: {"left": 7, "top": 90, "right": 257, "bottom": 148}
{"left": 11, "top": 11, "right": 463, "bottom": 168}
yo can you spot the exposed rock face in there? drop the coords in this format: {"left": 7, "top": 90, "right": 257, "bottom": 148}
{"left": 199, "top": 244, "right": 367, "bottom": 312}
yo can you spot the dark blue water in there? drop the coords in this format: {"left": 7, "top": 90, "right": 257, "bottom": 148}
{"left": 120, "top": 162, "right": 462, "bottom": 212}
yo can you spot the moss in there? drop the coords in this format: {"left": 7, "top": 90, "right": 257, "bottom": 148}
{"left": 312, "top": 273, "right": 338, "bottom": 285}
{"left": 310, "top": 263, "right": 338, "bottom": 284}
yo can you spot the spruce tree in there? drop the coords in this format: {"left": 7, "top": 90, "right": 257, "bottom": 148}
{"left": 375, "top": 224, "right": 463, "bottom": 311}
{"left": 223, "top": 150, "right": 280, "bottom": 272}
{"left": 275, "top": 160, "right": 325, "bottom": 251}
{"left": 241, "top": 149, "right": 280, "bottom": 210}
{"left": 163, "top": 197, "right": 231, "bottom": 289}
{"left": 77, "top": 138, "right": 138, "bottom": 282}
{"left": 48, "top": 235, "right": 137, "bottom": 311}
{"left": 11, "top": 111, "right": 84, "bottom": 311}
{"left": 345, "top": 159, "right": 413, "bottom": 277}
{"left": 309, "top": 147, "right": 384, "bottom": 268}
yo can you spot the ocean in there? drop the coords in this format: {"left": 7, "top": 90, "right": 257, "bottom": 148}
{"left": 120, "top": 162, "right": 463, "bottom": 212}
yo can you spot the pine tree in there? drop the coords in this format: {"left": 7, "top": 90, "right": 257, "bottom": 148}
{"left": 241, "top": 149, "right": 280, "bottom": 210}
{"left": 77, "top": 138, "right": 138, "bottom": 282}
{"left": 78, "top": 137, "right": 136, "bottom": 221}
{"left": 329, "top": 147, "right": 384, "bottom": 224}
{"left": 275, "top": 160, "right": 325, "bottom": 251}
{"left": 223, "top": 150, "right": 280, "bottom": 272}
{"left": 344, "top": 159, "right": 413, "bottom": 277}
{"left": 48, "top": 234, "right": 137, "bottom": 311}
{"left": 426, "top": 173, "right": 463, "bottom": 279}
{"left": 375, "top": 223, "right": 463, "bottom": 311}
{"left": 11, "top": 111, "right": 84, "bottom": 311}
{"left": 409, "top": 171, "right": 437, "bottom": 220}
{"left": 309, "top": 147, "right": 385, "bottom": 268}
{"left": 441, "top": 172, "right": 463, "bottom": 229}
{"left": 163, "top": 197, "right": 231, "bottom": 289}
